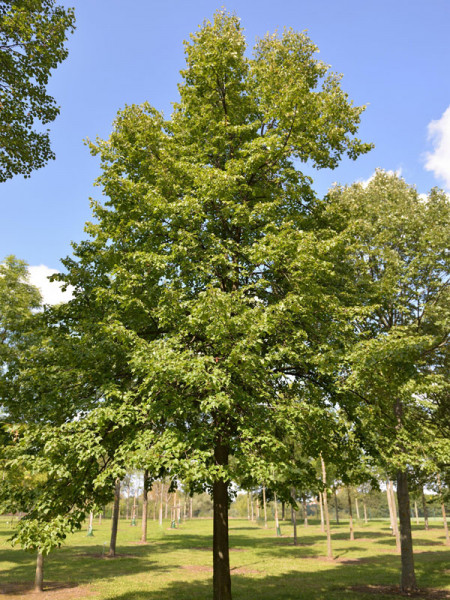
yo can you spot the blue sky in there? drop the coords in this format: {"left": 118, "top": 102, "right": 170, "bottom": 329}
{"left": 2, "top": 0, "right": 450, "bottom": 301}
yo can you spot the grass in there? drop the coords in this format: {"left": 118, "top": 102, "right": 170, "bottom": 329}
{"left": 0, "top": 515, "right": 449, "bottom": 599}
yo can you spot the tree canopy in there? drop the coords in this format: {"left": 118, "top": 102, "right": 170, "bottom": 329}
{"left": 0, "top": 0, "right": 75, "bottom": 181}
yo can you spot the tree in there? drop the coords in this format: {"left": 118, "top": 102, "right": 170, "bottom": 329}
{"left": 0, "top": 0, "right": 75, "bottom": 181}
{"left": 325, "top": 171, "right": 450, "bottom": 592}
{"left": 7, "top": 11, "right": 370, "bottom": 600}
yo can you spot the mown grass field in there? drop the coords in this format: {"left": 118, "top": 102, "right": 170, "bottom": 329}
{"left": 0, "top": 516, "right": 449, "bottom": 599}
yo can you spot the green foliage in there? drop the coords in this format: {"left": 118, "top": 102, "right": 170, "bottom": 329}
{"left": 0, "top": 0, "right": 75, "bottom": 180}
{"left": 323, "top": 171, "right": 450, "bottom": 474}
{"left": 3, "top": 10, "right": 372, "bottom": 553}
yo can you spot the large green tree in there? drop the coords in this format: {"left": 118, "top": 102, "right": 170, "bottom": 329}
{"left": 6, "top": 12, "right": 370, "bottom": 600}
{"left": 0, "top": 0, "right": 75, "bottom": 181}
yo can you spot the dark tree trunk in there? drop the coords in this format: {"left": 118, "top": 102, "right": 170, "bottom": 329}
{"left": 281, "top": 501, "right": 285, "bottom": 521}
{"left": 291, "top": 488, "right": 297, "bottom": 545}
{"left": 334, "top": 489, "right": 339, "bottom": 524}
{"left": 109, "top": 478, "right": 121, "bottom": 557}
{"left": 422, "top": 490, "right": 429, "bottom": 530}
{"left": 396, "top": 470, "right": 417, "bottom": 592}
{"left": 34, "top": 551, "right": 44, "bottom": 592}
{"left": 347, "top": 487, "right": 354, "bottom": 540}
{"left": 213, "top": 441, "right": 231, "bottom": 600}
{"left": 141, "top": 469, "right": 149, "bottom": 542}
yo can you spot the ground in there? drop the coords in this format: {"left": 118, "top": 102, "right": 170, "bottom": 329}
{"left": 0, "top": 516, "right": 449, "bottom": 599}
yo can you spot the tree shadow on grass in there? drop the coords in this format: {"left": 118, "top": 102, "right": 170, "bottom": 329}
{"left": 94, "top": 556, "right": 450, "bottom": 600}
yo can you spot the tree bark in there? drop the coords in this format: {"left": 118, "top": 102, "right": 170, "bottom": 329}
{"left": 437, "top": 474, "right": 450, "bottom": 545}
{"left": 321, "top": 455, "right": 333, "bottom": 559}
{"left": 213, "top": 441, "right": 231, "bottom": 600}
{"left": 389, "top": 480, "right": 401, "bottom": 552}
{"left": 141, "top": 469, "right": 149, "bottom": 542}
{"left": 108, "top": 478, "right": 121, "bottom": 557}
{"left": 303, "top": 495, "right": 308, "bottom": 527}
{"left": 386, "top": 479, "right": 395, "bottom": 534}
{"left": 34, "top": 551, "right": 44, "bottom": 592}
{"left": 281, "top": 501, "right": 285, "bottom": 521}
{"left": 422, "top": 490, "right": 429, "bottom": 530}
{"left": 189, "top": 496, "right": 193, "bottom": 519}
{"left": 334, "top": 488, "right": 339, "bottom": 524}
{"left": 414, "top": 500, "right": 419, "bottom": 525}
{"left": 363, "top": 498, "right": 368, "bottom": 524}
{"left": 347, "top": 487, "right": 354, "bottom": 541}
{"left": 274, "top": 492, "right": 280, "bottom": 536}
{"left": 396, "top": 470, "right": 417, "bottom": 591}
{"left": 355, "top": 497, "right": 360, "bottom": 520}
{"left": 262, "top": 485, "right": 267, "bottom": 529}
{"left": 319, "top": 492, "right": 325, "bottom": 533}
{"left": 159, "top": 482, "right": 164, "bottom": 525}
{"left": 291, "top": 488, "right": 297, "bottom": 545}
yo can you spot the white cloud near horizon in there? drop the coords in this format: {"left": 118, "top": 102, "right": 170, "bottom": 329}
{"left": 28, "top": 265, "right": 73, "bottom": 305}
{"left": 425, "top": 106, "right": 450, "bottom": 190}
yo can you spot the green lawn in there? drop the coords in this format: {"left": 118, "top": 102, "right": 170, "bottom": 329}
{"left": 0, "top": 516, "right": 449, "bottom": 599}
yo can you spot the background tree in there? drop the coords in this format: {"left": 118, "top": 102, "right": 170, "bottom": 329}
{"left": 324, "top": 171, "right": 450, "bottom": 592}
{"left": 0, "top": 0, "right": 75, "bottom": 181}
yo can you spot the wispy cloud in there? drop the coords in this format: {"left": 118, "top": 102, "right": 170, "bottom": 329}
{"left": 28, "top": 265, "right": 73, "bottom": 305}
{"left": 425, "top": 106, "right": 450, "bottom": 190}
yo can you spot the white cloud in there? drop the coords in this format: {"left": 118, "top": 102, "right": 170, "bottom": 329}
{"left": 425, "top": 106, "right": 450, "bottom": 190}
{"left": 28, "top": 265, "right": 73, "bottom": 305}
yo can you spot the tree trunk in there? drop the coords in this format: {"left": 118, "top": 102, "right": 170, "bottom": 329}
{"left": 291, "top": 488, "right": 297, "bottom": 545}
{"left": 108, "top": 478, "right": 121, "bottom": 557}
{"left": 414, "top": 500, "right": 419, "bottom": 525}
{"left": 355, "top": 497, "right": 360, "bottom": 520}
{"left": 34, "top": 551, "right": 44, "bottom": 592}
{"left": 334, "top": 488, "right": 339, "bottom": 524}
{"left": 274, "top": 492, "right": 280, "bottom": 536}
{"left": 262, "top": 485, "right": 267, "bottom": 529}
{"left": 212, "top": 441, "right": 231, "bottom": 600}
{"left": 159, "top": 482, "right": 164, "bottom": 526}
{"left": 247, "top": 491, "right": 250, "bottom": 520}
{"left": 321, "top": 455, "right": 333, "bottom": 559}
{"left": 303, "top": 495, "right": 308, "bottom": 527}
{"left": 189, "top": 496, "right": 193, "bottom": 519}
{"left": 250, "top": 491, "right": 254, "bottom": 522}
{"left": 396, "top": 470, "right": 417, "bottom": 591}
{"left": 319, "top": 492, "right": 325, "bottom": 533}
{"left": 389, "top": 480, "right": 401, "bottom": 553}
{"left": 281, "top": 501, "right": 285, "bottom": 521}
{"left": 363, "top": 499, "right": 368, "bottom": 524}
{"left": 347, "top": 487, "right": 354, "bottom": 541}
{"left": 141, "top": 469, "right": 149, "bottom": 542}
{"left": 437, "top": 474, "right": 450, "bottom": 545}
{"left": 387, "top": 479, "right": 395, "bottom": 534}
{"left": 422, "top": 490, "right": 429, "bottom": 530}
{"left": 256, "top": 496, "right": 260, "bottom": 520}
{"left": 441, "top": 501, "right": 450, "bottom": 545}
{"left": 88, "top": 511, "right": 94, "bottom": 533}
